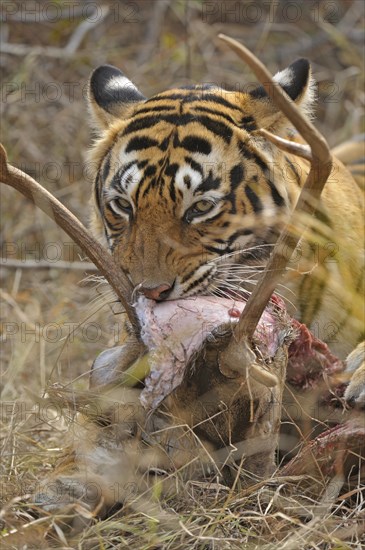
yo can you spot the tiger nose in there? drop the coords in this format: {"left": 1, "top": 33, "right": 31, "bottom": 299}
{"left": 140, "top": 284, "right": 172, "bottom": 301}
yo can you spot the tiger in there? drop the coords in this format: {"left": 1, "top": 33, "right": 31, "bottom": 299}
{"left": 35, "top": 55, "right": 364, "bottom": 528}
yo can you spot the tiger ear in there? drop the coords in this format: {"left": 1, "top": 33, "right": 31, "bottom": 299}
{"left": 88, "top": 65, "right": 146, "bottom": 131}
{"left": 248, "top": 58, "right": 316, "bottom": 132}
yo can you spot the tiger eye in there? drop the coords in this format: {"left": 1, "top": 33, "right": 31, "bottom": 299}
{"left": 193, "top": 200, "right": 214, "bottom": 213}
{"left": 110, "top": 197, "right": 133, "bottom": 216}
{"left": 115, "top": 197, "right": 131, "bottom": 210}
{"left": 184, "top": 199, "right": 215, "bottom": 224}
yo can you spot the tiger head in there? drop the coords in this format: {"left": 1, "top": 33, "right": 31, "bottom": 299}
{"left": 87, "top": 59, "right": 315, "bottom": 301}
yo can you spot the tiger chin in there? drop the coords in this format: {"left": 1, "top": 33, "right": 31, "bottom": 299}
{"left": 34, "top": 55, "right": 364, "bottom": 530}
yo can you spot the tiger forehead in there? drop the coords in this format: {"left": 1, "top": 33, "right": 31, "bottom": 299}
{"left": 137, "top": 85, "right": 247, "bottom": 114}
{"left": 119, "top": 86, "right": 256, "bottom": 142}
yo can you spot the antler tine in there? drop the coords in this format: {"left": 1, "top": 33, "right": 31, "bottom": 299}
{"left": 256, "top": 129, "right": 312, "bottom": 161}
{"left": 218, "top": 34, "right": 333, "bottom": 342}
{"left": 0, "top": 143, "right": 141, "bottom": 336}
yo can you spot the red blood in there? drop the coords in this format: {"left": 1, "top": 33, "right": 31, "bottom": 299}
{"left": 228, "top": 307, "right": 241, "bottom": 318}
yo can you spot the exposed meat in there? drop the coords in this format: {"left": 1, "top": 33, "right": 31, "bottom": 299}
{"left": 287, "top": 318, "right": 344, "bottom": 388}
{"left": 135, "top": 294, "right": 344, "bottom": 410}
{"left": 269, "top": 294, "right": 344, "bottom": 386}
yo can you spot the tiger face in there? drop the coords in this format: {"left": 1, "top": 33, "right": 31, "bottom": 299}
{"left": 88, "top": 61, "right": 315, "bottom": 301}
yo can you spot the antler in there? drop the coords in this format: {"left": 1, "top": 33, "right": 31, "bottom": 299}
{"left": 218, "top": 34, "right": 333, "bottom": 343}
{"left": 0, "top": 143, "right": 141, "bottom": 335}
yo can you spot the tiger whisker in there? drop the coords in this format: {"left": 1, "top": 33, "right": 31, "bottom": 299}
{"left": 209, "top": 285, "right": 245, "bottom": 301}
{"left": 215, "top": 267, "right": 274, "bottom": 277}
{"left": 213, "top": 265, "right": 264, "bottom": 273}
{"left": 275, "top": 283, "right": 296, "bottom": 298}
{"left": 215, "top": 271, "right": 262, "bottom": 278}
{"left": 89, "top": 286, "right": 116, "bottom": 300}
{"left": 80, "top": 274, "right": 106, "bottom": 285}
{"left": 209, "top": 276, "right": 297, "bottom": 312}
{"left": 132, "top": 282, "right": 144, "bottom": 302}
{"left": 207, "top": 243, "right": 275, "bottom": 264}
{"left": 87, "top": 289, "right": 118, "bottom": 309}
{"left": 217, "top": 280, "right": 258, "bottom": 291}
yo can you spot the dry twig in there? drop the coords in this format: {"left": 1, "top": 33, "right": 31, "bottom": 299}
{"left": 0, "top": 258, "right": 97, "bottom": 271}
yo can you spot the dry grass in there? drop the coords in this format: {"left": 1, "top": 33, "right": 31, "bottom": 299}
{"left": 1, "top": 1, "right": 364, "bottom": 548}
